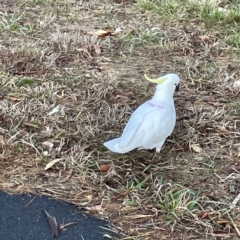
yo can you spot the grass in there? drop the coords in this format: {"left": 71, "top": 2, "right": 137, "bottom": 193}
{"left": 137, "top": 0, "right": 240, "bottom": 48}
{"left": 0, "top": 0, "right": 240, "bottom": 239}
{"left": 155, "top": 184, "right": 198, "bottom": 222}
{"left": 232, "top": 98, "right": 240, "bottom": 115}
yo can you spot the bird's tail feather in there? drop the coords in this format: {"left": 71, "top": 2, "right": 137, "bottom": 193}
{"left": 104, "top": 138, "right": 131, "bottom": 154}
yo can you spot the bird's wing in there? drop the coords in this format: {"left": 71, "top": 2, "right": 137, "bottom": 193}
{"left": 136, "top": 108, "right": 175, "bottom": 148}
{"left": 118, "top": 102, "right": 175, "bottom": 148}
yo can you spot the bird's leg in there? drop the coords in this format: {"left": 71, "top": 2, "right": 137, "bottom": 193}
{"left": 156, "top": 141, "right": 164, "bottom": 153}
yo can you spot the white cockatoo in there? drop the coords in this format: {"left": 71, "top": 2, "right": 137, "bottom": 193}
{"left": 104, "top": 73, "right": 180, "bottom": 154}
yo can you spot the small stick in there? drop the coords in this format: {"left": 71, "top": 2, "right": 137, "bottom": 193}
{"left": 230, "top": 193, "right": 240, "bottom": 210}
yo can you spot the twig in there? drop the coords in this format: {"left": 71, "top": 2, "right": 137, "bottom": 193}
{"left": 226, "top": 211, "right": 240, "bottom": 237}
{"left": 23, "top": 195, "right": 37, "bottom": 209}
{"left": 20, "top": 138, "right": 42, "bottom": 158}
{"left": 230, "top": 193, "right": 240, "bottom": 210}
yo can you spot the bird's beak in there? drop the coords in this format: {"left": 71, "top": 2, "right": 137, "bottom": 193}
{"left": 144, "top": 74, "right": 165, "bottom": 84}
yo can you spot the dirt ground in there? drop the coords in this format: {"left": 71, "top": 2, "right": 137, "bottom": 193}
{"left": 0, "top": 0, "right": 240, "bottom": 239}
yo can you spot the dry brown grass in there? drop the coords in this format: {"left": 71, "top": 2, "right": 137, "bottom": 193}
{"left": 1, "top": 0, "right": 240, "bottom": 239}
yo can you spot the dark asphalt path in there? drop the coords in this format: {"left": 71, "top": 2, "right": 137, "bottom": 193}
{"left": 0, "top": 191, "right": 117, "bottom": 240}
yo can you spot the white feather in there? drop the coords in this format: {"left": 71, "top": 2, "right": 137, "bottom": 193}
{"left": 104, "top": 73, "right": 180, "bottom": 154}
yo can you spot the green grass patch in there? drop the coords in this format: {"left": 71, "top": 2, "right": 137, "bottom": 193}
{"left": 136, "top": 0, "right": 240, "bottom": 44}
{"left": 226, "top": 31, "right": 240, "bottom": 47}
{"left": 156, "top": 184, "right": 198, "bottom": 223}
{"left": 231, "top": 98, "right": 240, "bottom": 115}
{"left": 119, "top": 29, "right": 171, "bottom": 53}
{"left": 0, "top": 12, "right": 23, "bottom": 32}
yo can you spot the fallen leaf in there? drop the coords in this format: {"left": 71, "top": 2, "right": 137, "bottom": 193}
{"left": 94, "top": 44, "right": 101, "bottom": 55}
{"left": 198, "top": 212, "right": 208, "bottom": 219}
{"left": 94, "top": 29, "right": 107, "bottom": 36}
{"left": 199, "top": 35, "right": 209, "bottom": 41}
{"left": 100, "top": 164, "right": 111, "bottom": 172}
{"left": 191, "top": 144, "right": 202, "bottom": 153}
{"left": 8, "top": 96, "right": 21, "bottom": 101}
{"left": 94, "top": 29, "right": 113, "bottom": 38}
{"left": 58, "top": 168, "right": 73, "bottom": 183}
{"left": 44, "top": 210, "right": 58, "bottom": 237}
{"left": 44, "top": 159, "right": 62, "bottom": 170}
{"left": 86, "top": 205, "right": 105, "bottom": 214}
